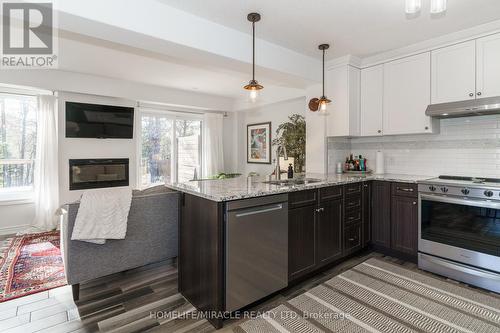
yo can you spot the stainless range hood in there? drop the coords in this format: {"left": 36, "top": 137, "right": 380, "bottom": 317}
{"left": 426, "top": 96, "right": 500, "bottom": 119}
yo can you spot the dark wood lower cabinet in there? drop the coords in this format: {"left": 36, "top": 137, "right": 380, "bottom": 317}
{"left": 362, "top": 182, "right": 371, "bottom": 247}
{"left": 391, "top": 195, "right": 419, "bottom": 255}
{"left": 316, "top": 198, "right": 343, "bottom": 265}
{"left": 288, "top": 204, "right": 316, "bottom": 280}
{"left": 371, "top": 181, "right": 392, "bottom": 249}
{"left": 179, "top": 194, "right": 224, "bottom": 329}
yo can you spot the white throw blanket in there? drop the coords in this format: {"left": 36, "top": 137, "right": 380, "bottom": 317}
{"left": 71, "top": 188, "right": 133, "bottom": 244}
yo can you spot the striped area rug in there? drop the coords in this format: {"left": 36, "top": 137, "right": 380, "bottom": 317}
{"left": 235, "top": 258, "right": 500, "bottom": 333}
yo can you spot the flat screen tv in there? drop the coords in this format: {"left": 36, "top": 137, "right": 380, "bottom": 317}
{"left": 65, "top": 102, "right": 134, "bottom": 139}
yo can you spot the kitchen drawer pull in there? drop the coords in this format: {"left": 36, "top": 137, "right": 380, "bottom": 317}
{"left": 348, "top": 216, "right": 356, "bottom": 220}
{"left": 348, "top": 237, "right": 357, "bottom": 241}
{"left": 397, "top": 187, "right": 414, "bottom": 192}
{"left": 315, "top": 207, "right": 325, "bottom": 213}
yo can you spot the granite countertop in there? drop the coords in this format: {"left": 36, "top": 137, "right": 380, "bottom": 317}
{"left": 165, "top": 173, "right": 433, "bottom": 202}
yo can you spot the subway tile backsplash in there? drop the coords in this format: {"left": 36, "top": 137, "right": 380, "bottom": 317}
{"left": 327, "top": 115, "right": 500, "bottom": 177}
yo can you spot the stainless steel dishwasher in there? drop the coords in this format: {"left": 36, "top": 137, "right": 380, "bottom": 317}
{"left": 225, "top": 194, "right": 288, "bottom": 312}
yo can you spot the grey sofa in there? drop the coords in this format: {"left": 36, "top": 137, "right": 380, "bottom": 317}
{"left": 60, "top": 186, "right": 179, "bottom": 300}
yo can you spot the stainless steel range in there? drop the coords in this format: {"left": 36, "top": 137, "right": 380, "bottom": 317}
{"left": 418, "top": 176, "right": 500, "bottom": 293}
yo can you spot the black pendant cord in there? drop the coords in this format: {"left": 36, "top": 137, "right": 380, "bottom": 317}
{"left": 322, "top": 48, "right": 325, "bottom": 97}
{"left": 252, "top": 21, "right": 255, "bottom": 81}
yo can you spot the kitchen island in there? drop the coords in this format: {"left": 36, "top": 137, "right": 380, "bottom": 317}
{"left": 166, "top": 173, "right": 431, "bottom": 329}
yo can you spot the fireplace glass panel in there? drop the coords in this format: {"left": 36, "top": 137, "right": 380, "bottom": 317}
{"left": 69, "top": 159, "right": 129, "bottom": 190}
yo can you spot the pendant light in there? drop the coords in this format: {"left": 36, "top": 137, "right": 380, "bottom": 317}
{"left": 244, "top": 13, "right": 263, "bottom": 101}
{"left": 317, "top": 44, "right": 331, "bottom": 114}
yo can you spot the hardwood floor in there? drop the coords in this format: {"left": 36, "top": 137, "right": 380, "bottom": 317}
{"left": 9, "top": 249, "right": 492, "bottom": 333}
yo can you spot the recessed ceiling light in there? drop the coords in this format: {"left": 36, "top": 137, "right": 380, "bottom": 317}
{"left": 430, "top": 0, "right": 447, "bottom": 14}
{"left": 405, "top": 0, "right": 421, "bottom": 14}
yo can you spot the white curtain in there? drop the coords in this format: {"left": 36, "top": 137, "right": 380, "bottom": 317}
{"left": 32, "top": 95, "right": 59, "bottom": 231}
{"left": 202, "top": 113, "right": 224, "bottom": 178}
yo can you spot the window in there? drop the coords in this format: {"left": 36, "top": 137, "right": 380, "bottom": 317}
{"left": 0, "top": 93, "right": 37, "bottom": 198}
{"left": 139, "top": 110, "right": 202, "bottom": 187}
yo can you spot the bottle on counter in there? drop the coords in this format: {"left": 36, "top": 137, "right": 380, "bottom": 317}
{"left": 359, "top": 155, "right": 365, "bottom": 172}
{"left": 345, "top": 157, "right": 349, "bottom": 171}
{"left": 287, "top": 163, "right": 294, "bottom": 179}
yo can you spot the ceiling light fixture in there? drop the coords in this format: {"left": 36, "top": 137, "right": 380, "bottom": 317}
{"left": 430, "top": 0, "right": 447, "bottom": 14}
{"left": 244, "top": 12, "right": 263, "bottom": 102}
{"left": 405, "top": 0, "right": 421, "bottom": 14}
{"left": 311, "top": 44, "right": 332, "bottom": 115}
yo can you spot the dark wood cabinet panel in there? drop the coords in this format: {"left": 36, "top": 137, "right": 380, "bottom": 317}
{"left": 344, "top": 222, "right": 362, "bottom": 254}
{"left": 288, "top": 204, "right": 316, "bottom": 279}
{"left": 345, "top": 208, "right": 361, "bottom": 225}
{"left": 345, "top": 183, "right": 362, "bottom": 196}
{"left": 316, "top": 199, "right": 343, "bottom": 265}
{"left": 391, "top": 182, "right": 418, "bottom": 198}
{"left": 319, "top": 186, "right": 342, "bottom": 203}
{"left": 391, "top": 195, "right": 419, "bottom": 255}
{"left": 362, "top": 182, "right": 371, "bottom": 247}
{"left": 371, "top": 181, "right": 392, "bottom": 249}
{"left": 179, "top": 194, "right": 224, "bottom": 329}
{"left": 289, "top": 190, "right": 317, "bottom": 208}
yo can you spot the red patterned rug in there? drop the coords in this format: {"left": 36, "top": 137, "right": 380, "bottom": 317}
{"left": 0, "top": 231, "right": 66, "bottom": 303}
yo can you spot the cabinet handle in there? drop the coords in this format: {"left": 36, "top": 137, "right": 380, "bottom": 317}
{"left": 363, "top": 184, "right": 369, "bottom": 188}
{"left": 477, "top": 92, "right": 482, "bottom": 96}
{"left": 413, "top": 201, "right": 417, "bottom": 205}
{"left": 397, "top": 187, "right": 414, "bottom": 192}
{"left": 425, "top": 126, "right": 429, "bottom": 130}
{"left": 348, "top": 237, "right": 356, "bottom": 241}
{"left": 348, "top": 216, "right": 356, "bottom": 220}
{"left": 469, "top": 93, "right": 474, "bottom": 97}
{"left": 315, "top": 207, "right": 324, "bottom": 213}
{"left": 377, "top": 130, "right": 382, "bottom": 134}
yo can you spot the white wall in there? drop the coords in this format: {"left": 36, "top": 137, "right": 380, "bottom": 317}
{"left": 0, "top": 202, "right": 35, "bottom": 235}
{"left": 328, "top": 114, "right": 500, "bottom": 177}
{"left": 57, "top": 92, "right": 138, "bottom": 204}
{"left": 236, "top": 97, "right": 306, "bottom": 176}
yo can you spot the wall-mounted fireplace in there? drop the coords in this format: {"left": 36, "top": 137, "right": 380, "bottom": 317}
{"left": 69, "top": 158, "right": 129, "bottom": 190}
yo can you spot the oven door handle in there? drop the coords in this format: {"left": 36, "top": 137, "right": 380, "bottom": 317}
{"left": 420, "top": 194, "right": 500, "bottom": 209}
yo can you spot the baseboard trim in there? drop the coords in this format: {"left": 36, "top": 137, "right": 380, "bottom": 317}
{"left": 0, "top": 224, "right": 30, "bottom": 236}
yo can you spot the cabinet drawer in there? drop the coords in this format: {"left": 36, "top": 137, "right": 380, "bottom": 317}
{"left": 345, "top": 223, "right": 362, "bottom": 252}
{"left": 319, "top": 186, "right": 342, "bottom": 202}
{"left": 345, "top": 209, "right": 361, "bottom": 225}
{"left": 345, "top": 183, "right": 362, "bottom": 196}
{"left": 345, "top": 196, "right": 361, "bottom": 210}
{"left": 392, "top": 183, "right": 418, "bottom": 198}
{"left": 289, "top": 190, "right": 317, "bottom": 208}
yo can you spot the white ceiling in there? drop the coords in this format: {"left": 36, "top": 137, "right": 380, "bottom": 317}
{"left": 159, "top": 0, "right": 500, "bottom": 59}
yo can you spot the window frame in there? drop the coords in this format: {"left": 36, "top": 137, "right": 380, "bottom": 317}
{"left": 136, "top": 107, "right": 203, "bottom": 188}
{"left": 0, "top": 88, "right": 42, "bottom": 203}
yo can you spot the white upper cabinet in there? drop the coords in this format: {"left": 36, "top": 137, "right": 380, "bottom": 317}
{"left": 383, "top": 52, "right": 435, "bottom": 135}
{"left": 360, "top": 65, "right": 383, "bottom": 136}
{"left": 431, "top": 40, "right": 476, "bottom": 104}
{"left": 476, "top": 33, "right": 500, "bottom": 99}
{"left": 326, "top": 65, "right": 360, "bottom": 137}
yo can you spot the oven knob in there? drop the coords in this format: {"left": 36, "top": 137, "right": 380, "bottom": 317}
{"left": 428, "top": 185, "right": 436, "bottom": 192}
{"left": 484, "top": 190, "right": 494, "bottom": 197}
{"left": 461, "top": 188, "right": 470, "bottom": 195}
{"left": 440, "top": 187, "right": 448, "bottom": 193}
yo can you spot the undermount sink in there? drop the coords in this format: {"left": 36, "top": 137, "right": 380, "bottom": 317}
{"left": 262, "top": 178, "right": 322, "bottom": 186}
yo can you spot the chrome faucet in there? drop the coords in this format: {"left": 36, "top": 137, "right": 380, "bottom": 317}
{"left": 275, "top": 143, "right": 288, "bottom": 180}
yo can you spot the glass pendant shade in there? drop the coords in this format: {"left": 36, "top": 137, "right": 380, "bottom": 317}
{"left": 318, "top": 96, "right": 331, "bottom": 115}
{"left": 405, "top": 0, "right": 422, "bottom": 14}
